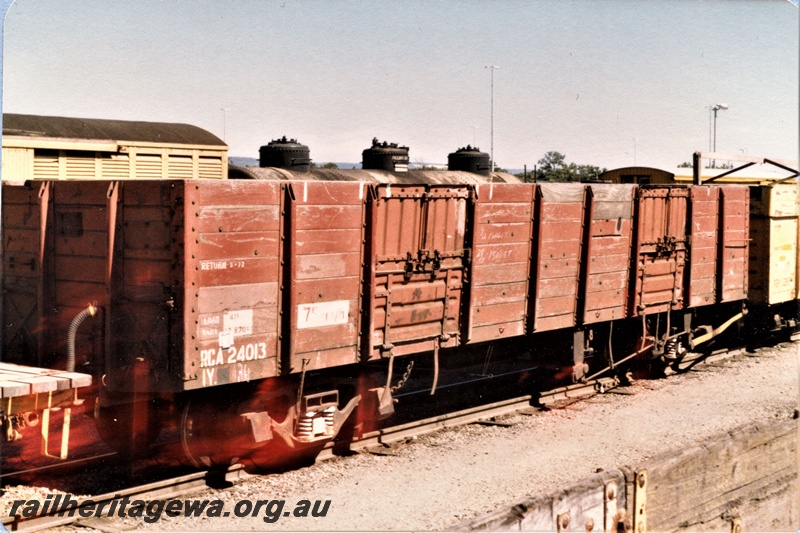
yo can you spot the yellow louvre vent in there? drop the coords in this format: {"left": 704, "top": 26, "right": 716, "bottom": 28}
{"left": 168, "top": 155, "right": 194, "bottom": 179}
{"left": 64, "top": 152, "right": 97, "bottom": 178}
{"left": 198, "top": 156, "right": 223, "bottom": 179}
{"left": 135, "top": 153, "right": 163, "bottom": 179}
{"left": 16, "top": 146, "right": 226, "bottom": 180}
{"left": 100, "top": 153, "right": 131, "bottom": 179}
{"left": 33, "top": 150, "right": 60, "bottom": 178}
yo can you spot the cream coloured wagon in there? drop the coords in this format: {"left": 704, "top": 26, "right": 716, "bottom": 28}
{"left": 2, "top": 113, "right": 228, "bottom": 182}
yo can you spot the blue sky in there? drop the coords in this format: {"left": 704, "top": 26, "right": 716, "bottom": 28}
{"left": 2, "top": 0, "right": 798, "bottom": 170}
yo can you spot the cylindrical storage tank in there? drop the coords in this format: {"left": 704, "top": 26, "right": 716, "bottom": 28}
{"left": 448, "top": 145, "right": 491, "bottom": 176}
{"left": 259, "top": 137, "right": 311, "bottom": 172}
{"left": 362, "top": 138, "right": 409, "bottom": 172}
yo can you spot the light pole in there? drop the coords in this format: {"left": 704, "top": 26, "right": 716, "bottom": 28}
{"left": 221, "top": 107, "right": 229, "bottom": 141}
{"left": 485, "top": 65, "right": 499, "bottom": 173}
{"left": 710, "top": 103, "right": 728, "bottom": 168}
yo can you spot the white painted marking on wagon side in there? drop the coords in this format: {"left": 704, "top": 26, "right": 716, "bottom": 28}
{"left": 359, "top": 182, "right": 364, "bottom": 200}
{"left": 219, "top": 330, "right": 233, "bottom": 349}
{"left": 217, "top": 309, "right": 254, "bottom": 347}
{"left": 303, "top": 181, "right": 308, "bottom": 202}
{"left": 297, "top": 300, "right": 350, "bottom": 329}
{"left": 224, "top": 309, "right": 253, "bottom": 337}
{"left": 385, "top": 185, "right": 392, "bottom": 198}
{"left": 202, "top": 367, "right": 217, "bottom": 387}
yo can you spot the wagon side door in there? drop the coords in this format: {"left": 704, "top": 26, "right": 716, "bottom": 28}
{"left": 532, "top": 183, "right": 586, "bottom": 332}
{"left": 689, "top": 185, "right": 749, "bottom": 306}
{"left": 468, "top": 182, "right": 535, "bottom": 343}
{"left": 285, "top": 181, "right": 367, "bottom": 373}
{"left": 367, "top": 184, "right": 469, "bottom": 359}
{"left": 183, "top": 181, "right": 284, "bottom": 390}
{"left": 581, "top": 184, "right": 635, "bottom": 324}
{"left": 718, "top": 186, "right": 749, "bottom": 302}
{"left": 688, "top": 186, "right": 719, "bottom": 307}
{"left": 632, "top": 187, "right": 689, "bottom": 316}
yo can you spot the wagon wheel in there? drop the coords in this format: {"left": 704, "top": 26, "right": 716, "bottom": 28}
{"left": 181, "top": 399, "right": 229, "bottom": 468}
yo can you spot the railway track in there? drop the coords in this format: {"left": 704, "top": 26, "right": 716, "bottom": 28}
{"left": 1, "top": 465, "right": 252, "bottom": 532}
{"left": 1, "top": 375, "right": 618, "bottom": 532}
{"left": 0, "top": 340, "right": 789, "bottom": 532}
{"left": 0, "top": 453, "right": 118, "bottom": 484}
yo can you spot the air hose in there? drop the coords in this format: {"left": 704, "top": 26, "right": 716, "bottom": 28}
{"left": 67, "top": 304, "right": 96, "bottom": 372}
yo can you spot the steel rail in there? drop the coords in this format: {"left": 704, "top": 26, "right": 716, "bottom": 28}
{"left": 0, "top": 452, "right": 118, "bottom": 481}
{"left": 1, "top": 466, "right": 251, "bottom": 531}
{"left": 335, "top": 376, "right": 618, "bottom": 455}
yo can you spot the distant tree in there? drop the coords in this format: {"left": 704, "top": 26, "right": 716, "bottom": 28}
{"left": 529, "top": 151, "right": 606, "bottom": 182}
{"left": 489, "top": 161, "right": 507, "bottom": 173}
{"left": 571, "top": 163, "right": 606, "bottom": 182}
{"left": 310, "top": 162, "right": 340, "bottom": 169}
{"left": 536, "top": 151, "right": 571, "bottom": 182}
{"left": 678, "top": 160, "right": 734, "bottom": 169}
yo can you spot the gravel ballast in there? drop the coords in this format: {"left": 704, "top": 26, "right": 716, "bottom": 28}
{"left": 4, "top": 342, "right": 798, "bottom": 532}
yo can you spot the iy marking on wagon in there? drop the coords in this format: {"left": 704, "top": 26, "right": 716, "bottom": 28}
{"left": 201, "top": 360, "right": 256, "bottom": 387}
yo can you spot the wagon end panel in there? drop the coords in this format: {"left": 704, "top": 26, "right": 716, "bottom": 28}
{"left": 368, "top": 184, "right": 469, "bottom": 358}
{"left": 532, "top": 183, "right": 585, "bottom": 332}
{"left": 182, "top": 181, "right": 283, "bottom": 391}
{"left": 719, "top": 186, "right": 749, "bottom": 303}
{"left": 687, "top": 186, "right": 719, "bottom": 308}
{"left": 748, "top": 185, "right": 798, "bottom": 306}
{"left": 631, "top": 187, "right": 689, "bottom": 316}
{"left": 285, "top": 181, "right": 366, "bottom": 373}
{"left": 763, "top": 185, "right": 797, "bottom": 305}
{"left": 581, "top": 184, "right": 635, "bottom": 324}
{"left": 468, "top": 183, "right": 535, "bottom": 343}
{"left": 2, "top": 182, "right": 51, "bottom": 366}
{"left": 750, "top": 216, "right": 798, "bottom": 305}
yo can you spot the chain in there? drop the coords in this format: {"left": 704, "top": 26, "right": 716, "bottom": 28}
{"left": 390, "top": 360, "right": 415, "bottom": 393}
